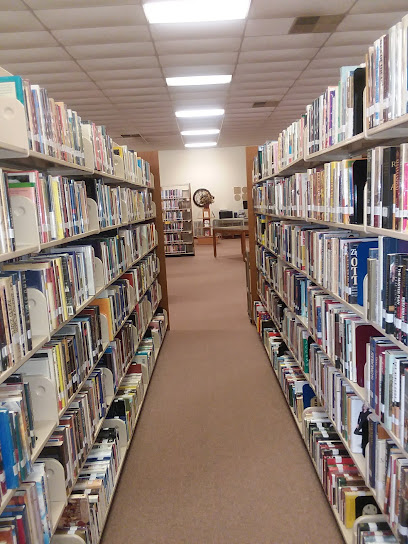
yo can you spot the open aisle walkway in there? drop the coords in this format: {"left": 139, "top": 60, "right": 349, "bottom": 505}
{"left": 101, "top": 239, "right": 343, "bottom": 544}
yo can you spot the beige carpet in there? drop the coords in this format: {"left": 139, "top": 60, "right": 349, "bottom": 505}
{"left": 101, "top": 239, "right": 344, "bottom": 544}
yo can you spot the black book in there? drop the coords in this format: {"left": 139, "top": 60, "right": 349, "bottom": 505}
{"left": 352, "top": 67, "right": 366, "bottom": 136}
{"left": 350, "top": 159, "right": 367, "bottom": 225}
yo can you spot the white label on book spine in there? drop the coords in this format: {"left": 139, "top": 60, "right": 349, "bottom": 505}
{"left": 395, "top": 318, "right": 402, "bottom": 329}
{"left": 386, "top": 313, "right": 394, "bottom": 324}
{"left": 402, "top": 322, "right": 408, "bottom": 333}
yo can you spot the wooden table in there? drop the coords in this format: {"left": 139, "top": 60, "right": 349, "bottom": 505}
{"left": 213, "top": 226, "right": 249, "bottom": 260}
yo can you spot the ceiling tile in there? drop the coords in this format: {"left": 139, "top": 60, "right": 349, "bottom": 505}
{"left": 230, "top": 80, "right": 292, "bottom": 90}
{"left": 52, "top": 25, "right": 150, "bottom": 45}
{"left": 150, "top": 20, "right": 245, "bottom": 41}
{"left": 26, "top": 0, "right": 142, "bottom": 8}
{"left": 77, "top": 56, "right": 159, "bottom": 71}
{"left": 0, "top": 47, "right": 70, "bottom": 63}
{"left": 337, "top": 12, "right": 407, "bottom": 31}
{"left": 0, "top": 0, "right": 27, "bottom": 9}
{"left": 23, "top": 72, "right": 92, "bottom": 83}
{"left": 0, "top": 31, "right": 58, "bottom": 49}
{"left": 242, "top": 33, "right": 330, "bottom": 51}
{"left": 350, "top": 0, "right": 408, "bottom": 13}
{"left": 97, "top": 78, "right": 166, "bottom": 89}
{"left": 249, "top": 0, "right": 354, "bottom": 18}
{"left": 88, "top": 67, "right": 162, "bottom": 81}
{"left": 239, "top": 48, "right": 318, "bottom": 63}
{"left": 325, "top": 29, "right": 384, "bottom": 46}
{"left": 66, "top": 42, "right": 155, "bottom": 59}
{"left": 34, "top": 5, "right": 146, "bottom": 29}
{"left": 245, "top": 18, "right": 295, "bottom": 37}
{"left": 233, "top": 72, "right": 299, "bottom": 83}
{"left": 44, "top": 81, "right": 101, "bottom": 92}
{"left": 307, "top": 57, "right": 363, "bottom": 70}
{"left": 106, "top": 87, "right": 168, "bottom": 97}
{"left": 159, "top": 52, "right": 238, "bottom": 67}
{"left": 155, "top": 38, "right": 241, "bottom": 55}
{"left": 0, "top": 11, "right": 44, "bottom": 32}
{"left": 3, "top": 60, "right": 82, "bottom": 74}
{"left": 315, "top": 44, "right": 368, "bottom": 59}
{"left": 235, "top": 60, "right": 308, "bottom": 74}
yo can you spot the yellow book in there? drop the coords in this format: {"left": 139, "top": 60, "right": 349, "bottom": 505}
{"left": 113, "top": 145, "right": 124, "bottom": 158}
{"left": 344, "top": 489, "right": 374, "bottom": 528}
{"left": 93, "top": 297, "right": 114, "bottom": 341}
{"left": 50, "top": 177, "right": 64, "bottom": 240}
{"left": 53, "top": 256, "right": 68, "bottom": 321}
{"left": 53, "top": 342, "right": 66, "bottom": 410}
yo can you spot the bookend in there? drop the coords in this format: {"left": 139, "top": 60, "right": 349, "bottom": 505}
{"left": 0, "top": 96, "right": 29, "bottom": 158}
{"left": 27, "top": 287, "right": 51, "bottom": 338}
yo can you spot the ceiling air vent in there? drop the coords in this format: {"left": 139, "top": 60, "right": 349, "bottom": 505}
{"left": 120, "top": 133, "right": 143, "bottom": 138}
{"left": 289, "top": 14, "right": 344, "bottom": 34}
{"left": 252, "top": 100, "right": 280, "bottom": 108}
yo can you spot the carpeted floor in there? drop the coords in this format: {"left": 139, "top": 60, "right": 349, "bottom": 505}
{"left": 101, "top": 239, "right": 344, "bottom": 544}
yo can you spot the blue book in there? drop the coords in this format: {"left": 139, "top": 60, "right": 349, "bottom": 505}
{"left": 0, "top": 409, "right": 19, "bottom": 490}
{"left": 380, "top": 237, "right": 408, "bottom": 328}
{"left": 0, "top": 75, "right": 24, "bottom": 104}
{"left": 348, "top": 239, "right": 378, "bottom": 306}
{"left": 302, "top": 383, "right": 316, "bottom": 409}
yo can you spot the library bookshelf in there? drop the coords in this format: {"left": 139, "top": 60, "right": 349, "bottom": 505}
{"left": 161, "top": 183, "right": 195, "bottom": 256}
{"left": 246, "top": 11, "right": 408, "bottom": 543}
{"left": 0, "top": 68, "right": 169, "bottom": 544}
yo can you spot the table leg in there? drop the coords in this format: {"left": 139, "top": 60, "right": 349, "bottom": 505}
{"left": 240, "top": 232, "right": 246, "bottom": 261}
{"left": 213, "top": 229, "right": 217, "bottom": 257}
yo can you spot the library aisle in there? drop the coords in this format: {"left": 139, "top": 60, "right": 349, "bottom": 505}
{"left": 101, "top": 239, "right": 343, "bottom": 544}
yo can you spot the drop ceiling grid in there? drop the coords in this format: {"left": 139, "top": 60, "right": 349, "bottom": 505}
{"left": 0, "top": 0, "right": 405, "bottom": 148}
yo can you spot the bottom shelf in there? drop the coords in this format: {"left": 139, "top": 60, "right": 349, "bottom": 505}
{"left": 52, "top": 319, "right": 168, "bottom": 544}
{"left": 165, "top": 251, "right": 195, "bottom": 256}
{"left": 255, "top": 316, "right": 354, "bottom": 544}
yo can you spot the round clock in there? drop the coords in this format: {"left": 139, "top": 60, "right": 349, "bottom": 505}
{"left": 193, "top": 188, "right": 214, "bottom": 208}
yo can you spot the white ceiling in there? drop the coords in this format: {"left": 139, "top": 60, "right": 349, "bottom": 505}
{"left": 0, "top": 0, "right": 407, "bottom": 150}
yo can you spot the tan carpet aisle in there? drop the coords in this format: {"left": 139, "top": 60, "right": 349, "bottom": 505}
{"left": 101, "top": 239, "right": 343, "bottom": 544}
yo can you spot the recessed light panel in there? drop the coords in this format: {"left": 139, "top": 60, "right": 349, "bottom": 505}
{"left": 185, "top": 142, "right": 217, "bottom": 148}
{"left": 175, "top": 109, "right": 225, "bottom": 118}
{"left": 166, "top": 75, "right": 232, "bottom": 87}
{"left": 143, "top": 0, "right": 251, "bottom": 24}
{"left": 181, "top": 129, "right": 220, "bottom": 136}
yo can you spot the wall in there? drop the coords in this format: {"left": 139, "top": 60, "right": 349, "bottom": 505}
{"left": 158, "top": 146, "right": 247, "bottom": 221}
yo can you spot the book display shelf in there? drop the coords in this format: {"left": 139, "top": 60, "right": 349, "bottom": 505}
{"left": 246, "top": 13, "right": 408, "bottom": 544}
{"left": 161, "top": 183, "right": 195, "bottom": 256}
{"left": 0, "top": 67, "right": 170, "bottom": 544}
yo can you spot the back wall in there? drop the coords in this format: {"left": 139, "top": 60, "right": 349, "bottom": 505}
{"left": 158, "top": 146, "right": 247, "bottom": 221}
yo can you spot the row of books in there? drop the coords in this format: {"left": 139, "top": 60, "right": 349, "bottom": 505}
{"left": 53, "top": 308, "right": 166, "bottom": 543}
{"left": 367, "top": 420, "right": 408, "bottom": 540}
{"left": 55, "top": 424, "right": 123, "bottom": 544}
{"left": 366, "top": 145, "right": 408, "bottom": 232}
{"left": 162, "top": 200, "right": 189, "bottom": 211}
{"left": 163, "top": 222, "right": 184, "bottom": 232}
{"left": 165, "top": 243, "right": 190, "bottom": 255}
{"left": 277, "top": 116, "right": 306, "bottom": 171}
{"left": 259, "top": 219, "right": 377, "bottom": 306}
{"left": 252, "top": 13, "right": 408, "bottom": 180}
{"left": 86, "top": 179, "right": 153, "bottom": 230}
{"left": 254, "top": 299, "right": 399, "bottom": 539}
{"left": 164, "top": 234, "right": 184, "bottom": 244}
{"left": 366, "top": 16, "right": 408, "bottom": 129}
{"left": 1, "top": 75, "right": 153, "bottom": 186}
{"left": 0, "top": 462, "right": 52, "bottom": 544}
{"left": 253, "top": 141, "right": 278, "bottom": 181}
{"left": 306, "top": 65, "right": 365, "bottom": 155}
{"left": 303, "top": 411, "right": 381, "bottom": 529}
{"left": 160, "top": 189, "right": 186, "bottom": 199}
{"left": 164, "top": 211, "right": 185, "bottom": 222}
{"left": 254, "top": 144, "right": 408, "bottom": 232}
{"left": 37, "top": 283, "right": 160, "bottom": 491}
{"left": 0, "top": 225, "right": 156, "bottom": 371}
{"left": 0, "top": 169, "right": 156, "bottom": 259}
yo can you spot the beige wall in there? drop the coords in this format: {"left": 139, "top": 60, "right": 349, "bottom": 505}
{"left": 158, "top": 146, "right": 248, "bottom": 221}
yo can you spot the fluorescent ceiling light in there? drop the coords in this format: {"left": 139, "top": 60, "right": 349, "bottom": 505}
{"left": 143, "top": 0, "right": 251, "bottom": 24}
{"left": 175, "top": 108, "right": 225, "bottom": 118}
{"left": 166, "top": 75, "right": 232, "bottom": 87}
{"left": 185, "top": 142, "right": 217, "bottom": 148}
{"left": 181, "top": 129, "right": 220, "bottom": 136}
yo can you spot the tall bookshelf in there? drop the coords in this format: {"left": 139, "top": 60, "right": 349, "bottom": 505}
{"left": 0, "top": 67, "right": 169, "bottom": 544}
{"left": 247, "top": 12, "right": 408, "bottom": 544}
{"left": 161, "top": 183, "right": 195, "bottom": 256}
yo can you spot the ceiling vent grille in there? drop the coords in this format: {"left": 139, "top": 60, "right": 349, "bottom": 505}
{"left": 289, "top": 14, "right": 344, "bottom": 34}
{"left": 120, "top": 133, "right": 143, "bottom": 138}
{"left": 252, "top": 100, "right": 280, "bottom": 108}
